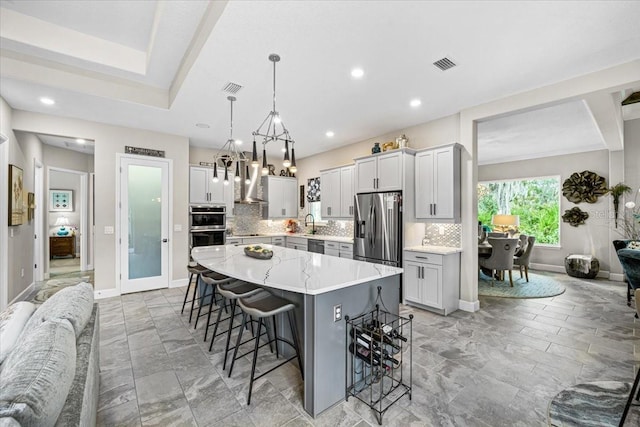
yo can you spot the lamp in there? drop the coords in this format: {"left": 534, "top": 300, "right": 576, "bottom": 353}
{"left": 213, "top": 95, "right": 248, "bottom": 185}
{"left": 491, "top": 214, "right": 520, "bottom": 234}
{"left": 55, "top": 216, "right": 70, "bottom": 236}
{"left": 252, "top": 54, "right": 297, "bottom": 175}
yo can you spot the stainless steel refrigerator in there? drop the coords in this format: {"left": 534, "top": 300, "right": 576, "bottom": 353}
{"left": 353, "top": 192, "right": 402, "bottom": 266}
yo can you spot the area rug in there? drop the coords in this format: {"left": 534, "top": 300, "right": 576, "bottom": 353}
{"left": 548, "top": 381, "right": 631, "bottom": 426}
{"left": 478, "top": 271, "right": 565, "bottom": 298}
{"left": 32, "top": 274, "right": 93, "bottom": 304}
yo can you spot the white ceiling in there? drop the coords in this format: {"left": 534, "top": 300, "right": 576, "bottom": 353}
{"left": 477, "top": 100, "right": 606, "bottom": 165}
{"left": 1, "top": 0, "right": 639, "bottom": 162}
{"left": 35, "top": 133, "right": 95, "bottom": 155}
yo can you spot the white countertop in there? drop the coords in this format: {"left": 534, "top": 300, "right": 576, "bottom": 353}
{"left": 228, "top": 233, "right": 354, "bottom": 244}
{"left": 191, "top": 244, "right": 401, "bottom": 295}
{"left": 404, "top": 245, "right": 463, "bottom": 255}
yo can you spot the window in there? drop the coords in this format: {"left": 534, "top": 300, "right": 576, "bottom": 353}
{"left": 308, "top": 201, "right": 322, "bottom": 221}
{"left": 478, "top": 176, "right": 560, "bottom": 245}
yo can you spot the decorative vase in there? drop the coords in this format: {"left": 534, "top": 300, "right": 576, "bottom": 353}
{"left": 396, "top": 134, "right": 408, "bottom": 148}
{"left": 371, "top": 142, "right": 381, "bottom": 154}
{"left": 57, "top": 227, "right": 69, "bottom": 236}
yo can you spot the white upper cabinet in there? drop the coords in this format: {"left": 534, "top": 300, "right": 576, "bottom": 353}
{"left": 189, "top": 166, "right": 234, "bottom": 214}
{"left": 320, "top": 168, "right": 340, "bottom": 218}
{"left": 189, "top": 167, "right": 210, "bottom": 204}
{"left": 320, "top": 165, "right": 355, "bottom": 219}
{"left": 354, "top": 151, "right": 404, "bottom": 193}
{"left": 262, "top": 176, "right": 298, "bottom": 219}
{"left": 354, "top": 156, "right": 377, "bottom": 193}
{"left": 414, "top": 144, "right": 461, "bottom": 221}
{"left": 339, "top": 166, "right": 354, "bottom": 217}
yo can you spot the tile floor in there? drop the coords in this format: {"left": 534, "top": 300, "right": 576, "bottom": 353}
{"left": 96, "top": 271, "right": 640, "bottom": 426}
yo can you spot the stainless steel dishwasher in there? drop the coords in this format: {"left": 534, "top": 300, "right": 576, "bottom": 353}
{"left": 307, "top": 239, "right": 325, "bottom": 254}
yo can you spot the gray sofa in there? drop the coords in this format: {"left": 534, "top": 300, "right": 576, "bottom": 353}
{"left": 0, "top": 282, "right": 100, "bottom": 427}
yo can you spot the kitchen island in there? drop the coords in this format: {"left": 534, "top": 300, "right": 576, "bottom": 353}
{"left": 191, "top": 244, "right": 403, "bottom": 417}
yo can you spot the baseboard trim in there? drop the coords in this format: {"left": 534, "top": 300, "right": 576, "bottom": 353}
{"left": 94, "top": 288, "right": 120, "bottom": 300}
{"left": 529, "top": 263, "right": 565, "bottom": 273}
{"left": 170, "top": 278, "right": 188, "bottom": 288}
{"left": 609, "top": 273, "right": 625, "bottom": 282}
{"left": 529, "top": 262, "right": 611, "bottom": 280}
{"left": 459, "top": 299, "right": 480, "bottom": 312}
{"left": 10, "top": 282, "right": 35, "bottom": 304}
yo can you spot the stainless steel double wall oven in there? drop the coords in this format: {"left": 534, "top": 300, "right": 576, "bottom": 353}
{"left": 189, "top": 205, "right": 226, "bottom": 249}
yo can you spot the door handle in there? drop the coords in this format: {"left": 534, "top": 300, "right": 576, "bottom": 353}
{"left": 433, "top": 204, "right": 436, "bottom": 216}
{"left": 376, "top": 178, "right": 379, "bottom": 189}
{"left": 162, "top": 238, "right": 168, "bottom": 243}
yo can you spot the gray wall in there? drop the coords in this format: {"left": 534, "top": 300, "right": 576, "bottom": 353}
{"left": 624, "top": 118, "right": 640, "bottom": 205}
{"left": 2, "top": 102, "right": 45, "bottom": 301}
{"left": 479, "top": 149, "right": 612, "bottom": 272}
{"left": 11, "top": 108, "right": 190, "bottom": 292}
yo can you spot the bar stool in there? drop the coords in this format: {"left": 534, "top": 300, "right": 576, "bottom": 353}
{"left": 229, "top": 290, "right": 304, "bottom": 405}
{"left": 208, "top": 281, "right": 264, "bottom": 371}
{"left": 181, "top": 264, "right": 210, "bottom": 324}
{"left": 194, "top": 271, "right": 235, "bottom": 331}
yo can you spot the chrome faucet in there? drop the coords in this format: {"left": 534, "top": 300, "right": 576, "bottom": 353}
{"left": 304, "top": 214, "right": 316, "bottom": 234}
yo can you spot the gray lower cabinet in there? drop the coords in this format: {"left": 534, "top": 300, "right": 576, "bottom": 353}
{"left": 403, "top": 250, "right": 460, "bottom": 315}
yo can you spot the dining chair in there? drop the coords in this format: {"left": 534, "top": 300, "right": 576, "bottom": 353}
{"left": 479, "top": 237, "right": 519, "bottom": 286}
{"left": 513, "top": 236, "right": 536, "bottom": 282}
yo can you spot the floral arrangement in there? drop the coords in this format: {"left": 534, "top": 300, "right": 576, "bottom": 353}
{"left": 618, "top": 187, "right": 640, "bottom": 240}
{"left": 284, "top": 219, "right": 298, "bottom": 233}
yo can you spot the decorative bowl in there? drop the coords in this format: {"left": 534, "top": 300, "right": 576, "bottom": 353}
{"left": 244, "top": 245, "right": 273, "bottom": 260}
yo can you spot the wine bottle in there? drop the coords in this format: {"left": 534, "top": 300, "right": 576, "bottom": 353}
{"left": 348, "top": 342, "right": 380, "bottom": 366}
{"left": 364, "top": 326, "right": 401, "bottom": 351}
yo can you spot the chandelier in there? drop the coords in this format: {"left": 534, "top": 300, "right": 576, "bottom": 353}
{"left": 213, "top": 95, "right": 251, "bottom": 185}
{"left": 251, "top": 53, "right": 297, "bottom": 175}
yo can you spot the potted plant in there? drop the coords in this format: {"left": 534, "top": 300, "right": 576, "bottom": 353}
{"left": 608, "top": 182, "right": 632, "bottom": 228}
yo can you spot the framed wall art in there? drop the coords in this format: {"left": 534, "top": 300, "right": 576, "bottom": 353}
{"left": 8, "top": 164, "right": 24, "bottom": 226}
{"left": 27, "top": 192, "right": 35, "bottom": 221}
{"left": 50, "top": 189, "right": 73, "bottom": 212}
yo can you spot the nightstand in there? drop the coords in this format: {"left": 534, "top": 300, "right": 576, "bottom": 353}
{"left": 50, "top": 236, "right": 75, "bottom": 258}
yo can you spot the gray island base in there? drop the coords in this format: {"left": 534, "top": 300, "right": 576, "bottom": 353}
{"left": 191, "top": 245, "right": 402, "bottom": 417}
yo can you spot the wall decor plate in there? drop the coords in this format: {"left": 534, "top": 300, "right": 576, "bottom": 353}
{"left": 562, "top": 171, "right": 607, "bottom": 203}
{"left": 50, "top": 189, "right": 73, "bottom": 212}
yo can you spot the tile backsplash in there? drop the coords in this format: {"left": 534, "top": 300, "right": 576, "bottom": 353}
{"left": 229, "top": 206, "right": 460, "bottom": 247}
{"left": 228, "top": 204, "right": 354, "bottom": 237}
{"left": 423, "top": 223, "right": 461, "bottom": 247}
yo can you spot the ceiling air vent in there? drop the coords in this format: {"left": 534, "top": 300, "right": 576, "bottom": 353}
{"left": 222, "top": 82, "right": 243, "bottom": 94}
{"left": 433, "top": 57, "right": 456, "bottom": 71}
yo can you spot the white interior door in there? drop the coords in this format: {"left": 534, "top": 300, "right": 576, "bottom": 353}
{"left": 120, "top": 156, "right": 170, "bottom": 294}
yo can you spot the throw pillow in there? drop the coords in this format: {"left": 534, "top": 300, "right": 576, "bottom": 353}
{"left": 22, "top": 282, "right": 93, "bottom": 339}
{"left": 0, "top": 318, "right": 76, "bottom": 426}
{"left": 628, "top": 241, "right": 640, "bottom": 250}
{"left": 0, "top": 301, "right": 36, "bottom": 365}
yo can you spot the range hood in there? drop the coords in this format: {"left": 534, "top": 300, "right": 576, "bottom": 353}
{"left": 235, "top": 157, "right": 266, "bottom": 204}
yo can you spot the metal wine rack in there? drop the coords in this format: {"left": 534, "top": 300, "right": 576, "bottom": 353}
{"left": 345, "top": 299, "right": 412, "bottom": 425}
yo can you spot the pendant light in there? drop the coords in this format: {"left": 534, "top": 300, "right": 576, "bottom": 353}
{"left": 245, "top": 165, "right": 251, "bottom": 185}
{"left": 252, "top": 53, "right": 298, "bottom": 175}
{"left": 212, "top": 95, "right": 249, "bottom": 185}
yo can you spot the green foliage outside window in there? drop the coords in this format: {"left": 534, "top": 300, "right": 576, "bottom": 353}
{"left": 478, "top": 177, "right": 560, "bottom": 245}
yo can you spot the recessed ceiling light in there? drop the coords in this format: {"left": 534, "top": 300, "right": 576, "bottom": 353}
{"left": 40, "top": 97, "right": 55, "bottom": 105}
{"left": 351, "top": 68, "right": 364, "bottom": 79}
{"left": 195, "top": 123, "right": 210, "bottom": 128}
{"left": 76, "top": 138, "right": 86, "bottom": 144}
{"left": 410, "top": 99, "right": 422, "bottom": 108}
{"left": 326, "top": 131, "right": 335, "bottom": 137}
